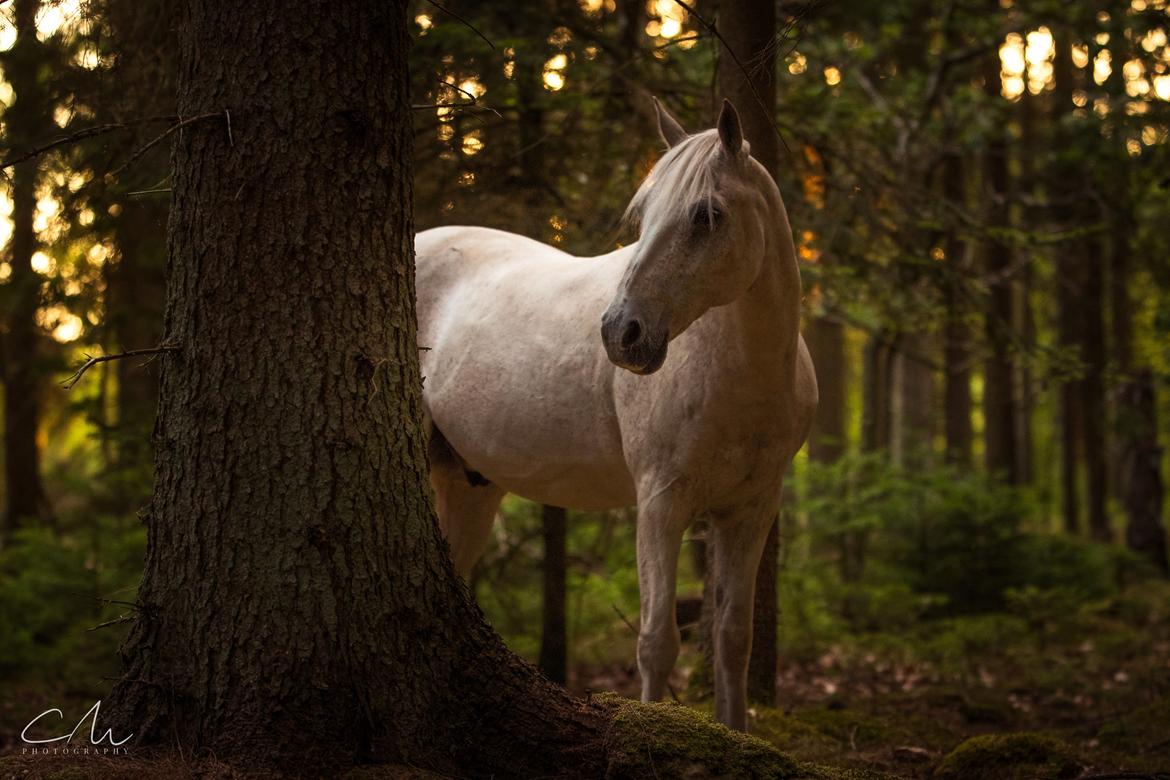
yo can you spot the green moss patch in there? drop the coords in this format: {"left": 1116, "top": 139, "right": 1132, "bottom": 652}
{"left": 599, "top": 695, "right": 890, "bottom": 780}
{"left": 933, "top": 733, "right": 1081, "bottom": 780}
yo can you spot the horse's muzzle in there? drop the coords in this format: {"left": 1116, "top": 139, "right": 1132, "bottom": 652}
{"left": 601, "top": 310, "right": 669, "bottom": 375}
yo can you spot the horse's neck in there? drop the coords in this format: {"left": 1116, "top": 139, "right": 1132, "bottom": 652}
{"left": 715, "top": 191, "right": 802, "bottom": 372}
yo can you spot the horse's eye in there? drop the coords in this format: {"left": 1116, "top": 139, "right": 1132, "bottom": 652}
{"left": 691, "top": 200, "right": 722, "bottom": 231}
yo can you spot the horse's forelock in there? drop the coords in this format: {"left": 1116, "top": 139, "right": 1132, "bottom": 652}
{"left": 622, "top": 130, "right": 723, "bottom": 236}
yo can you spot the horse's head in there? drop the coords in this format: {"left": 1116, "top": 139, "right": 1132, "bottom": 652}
{"left": 601, "top": 98, "right": 772, "bottom": 375}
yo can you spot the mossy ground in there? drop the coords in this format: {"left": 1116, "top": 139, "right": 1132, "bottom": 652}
{"left": 598, "top": 694, "right": 891, "bottom": 779}
{"left": 4, "top": 582, "right": 1169, "bottom": 778}
{"left": 581, "top": 579, "right": 1170, "bottom": 779}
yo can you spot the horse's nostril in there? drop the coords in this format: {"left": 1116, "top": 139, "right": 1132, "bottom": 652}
{"left": 621, "top": 320, "right": 642, "bottom": 349}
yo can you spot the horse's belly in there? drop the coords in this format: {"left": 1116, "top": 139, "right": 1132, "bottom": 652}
{"left": 493, "top": 463, "right": 637, "bottom": 511}
{"left": 421, "top": 306, "right": 635, "bottom": 509}
{"left": 430, "top": 395, "right": 637, "bottom": 510}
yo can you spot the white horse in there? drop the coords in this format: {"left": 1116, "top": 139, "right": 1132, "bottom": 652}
{"left": 415, "top": 99, "right": 817, "bottom": 731}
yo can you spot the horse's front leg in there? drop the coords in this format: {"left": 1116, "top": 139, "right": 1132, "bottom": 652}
{"left": 634, "top": 489, "right": 691, "bottom": 702}
{"left": 710, "top": 496, "right": 776, "bottom": 731}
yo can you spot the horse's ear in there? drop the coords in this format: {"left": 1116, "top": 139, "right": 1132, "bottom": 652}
{"left": 717, "top": 99, "right": 744, "bottom": 155}
{"left": 653, "top": 97, "right": 688, "bottom": 148}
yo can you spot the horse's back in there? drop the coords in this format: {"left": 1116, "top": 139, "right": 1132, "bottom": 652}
{"left": 413, "top": 226, "right": 637, "bottom": 509}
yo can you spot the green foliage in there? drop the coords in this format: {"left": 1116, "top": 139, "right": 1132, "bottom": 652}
{"left": 795, "top": 454, "right": 1065, "bottom": 621}
{"left": 472, "top": 499, "right": 693, "bottom": 668}
{"left": 0, "top": 515, "right": 144, "bottom": 702}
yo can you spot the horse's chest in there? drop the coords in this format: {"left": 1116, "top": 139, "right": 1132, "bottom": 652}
{"left": 622, "top": 376, "right": 794, "bottom": 505}
{"left": 686, "top": 398, "right": 789, "bottom": 493}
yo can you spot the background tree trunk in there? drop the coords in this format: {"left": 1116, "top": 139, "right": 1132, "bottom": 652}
{"left": 862, "top": 336, "right": 893, "bottom": 453}
{"left": 108, "top": 200, "right": 167, "bottom": 453}
{"left": 1052, "top": 29, "right": 1083, "bottom": 535}
{"left": 942, "top": 154, "right": 972, "bottom": 466}
{"left": 103, "top": 0, "right": 175, "bottom": 471}
{"left": 1015, "top": 88, "right": 1038, "bottom": 485}
{"left": 892, "top": 344, "right": 935, "bottom": 467}
{"left": 980, "top": 42, "right": 1018, "bottom": 485}
{"left": 1, "top": 0, "right": 52, "bottom": 538}
{"left": 540, "top": 505, "right": 569, "bottom": 685}
{"left": 1082, "top": 229, "right": 1110, "bottom": 541}
{"left": 807, "top": 314, "right": 847, "bottom": 464}
{"left": 1118, "top": 371, "right": 1167, "bottom": 573}
{"left": 108, "top": 3, "right": 606, "bottom": 774}
{"left": 715, "top": 0, "right": 780, "bottom": 707}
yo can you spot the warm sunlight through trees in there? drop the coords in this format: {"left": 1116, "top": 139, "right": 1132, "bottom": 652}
{"left": 2, "top": 0, "right": 1170, "bottom": 776}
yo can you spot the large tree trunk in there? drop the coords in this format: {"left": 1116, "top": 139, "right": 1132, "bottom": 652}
{"left": 714, "top": 0, "right": 780, "bottom": 708}
{"left": 107, "top": 3, "right": 607, "bottom": 774}
{"left": 539, "top": 505, "right": 569, "bottom": 685}
{"left": 980, "top": 46, "right": 1018, "bottom": 485}
{"left": 1, "top": 0, "right": 52, "bottom": 538}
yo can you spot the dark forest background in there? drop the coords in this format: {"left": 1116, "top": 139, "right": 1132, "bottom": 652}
{"left": 1, "top": 0, "right": 1169, "bottom": 776}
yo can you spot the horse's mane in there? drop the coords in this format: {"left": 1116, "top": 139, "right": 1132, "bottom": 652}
{"left": 623, "top": 129, "right": 723, "bottom": 235}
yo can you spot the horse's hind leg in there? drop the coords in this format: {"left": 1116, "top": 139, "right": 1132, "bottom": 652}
{"left": 428, "top": 426, "right": 506, "bottom": 578}
{"left": 710, "top": 497, "right": 776, "bottom": 731}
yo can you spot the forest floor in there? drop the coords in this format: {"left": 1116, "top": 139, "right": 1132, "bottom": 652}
{"left": 2, "top": 581, "right": 1169, "bottom": 778}
{"left": 575, "top": 578, "right": 1170, "bottom": 779}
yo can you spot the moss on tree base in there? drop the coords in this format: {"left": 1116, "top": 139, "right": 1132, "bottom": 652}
{"left": 598, "top": 695, "right": 890, "bottom": 780}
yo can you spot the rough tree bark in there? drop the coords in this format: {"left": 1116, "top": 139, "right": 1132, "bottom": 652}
{"left": 540, "top": 505, "right": 569, "bottom": 685}
{"left": 980, "top": 41, "right": 1018, "bottom": 485}
{"left": 106, "top": 3, "right": 609, "bottom": 774}
{"left": 715, "top": 0, "right": 780, "bottom": 707}
{"left": 1, "top": 0, "right": 52, "bottom": 537}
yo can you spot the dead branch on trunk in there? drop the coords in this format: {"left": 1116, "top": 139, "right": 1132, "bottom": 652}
{"left": 62, "top": 344, "right": 180, "bottom": 390}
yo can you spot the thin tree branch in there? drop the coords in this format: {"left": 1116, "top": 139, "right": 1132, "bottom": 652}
{"left": 108, "top": 112, "right": 227, "bottom": 180}
{"left": 436, "top": 77, "right": 503, "bottom": 118}
{"left": 88, "top": 614, "right": 136, "bottom": 632}
{"left": 411, "top": 103, "right": 502, "bottom": 113}
{"left": 62, "top": 344, "right": 180, "bottom": 390}
{"left": 0, "top": 116, "right": 179, "bottom": 170}
{"left": 424, "top": 0, "right": 495, "bottom": 50}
